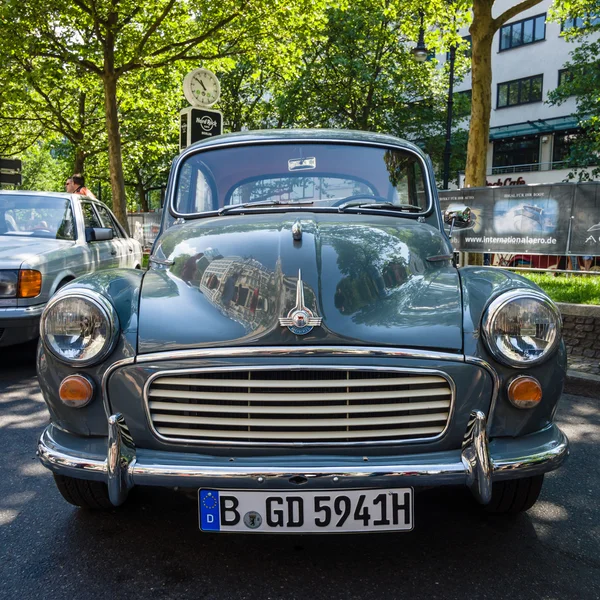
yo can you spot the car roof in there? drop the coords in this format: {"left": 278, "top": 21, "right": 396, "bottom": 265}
{"left": 180, "top": 128, "right": 426, "bottom": 158}
{"left": 0, "top": 190, "right": 98, "bottom": 201}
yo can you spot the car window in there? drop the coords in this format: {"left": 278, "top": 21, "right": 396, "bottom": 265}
{"left": 0, "top": 195, "right": 75, "bottom": 240}
{"left": 94, "top": 204, "right": 123, "bottom": 238}
{"left": 82, "top": 203, "right": 103, "bottom": 229}
{"left": 174, "top": 143, "right": 428, "bottom": 215}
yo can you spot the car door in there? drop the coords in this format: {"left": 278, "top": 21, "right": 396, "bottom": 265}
{"left": 81, "top": 201, "right": 119, "bottom": 270}
{"left": 93, "top": 202, "right": 136, "bottom": 268}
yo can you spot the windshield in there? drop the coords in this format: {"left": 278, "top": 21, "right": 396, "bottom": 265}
{"left": 0, "top": 195, "right": 75, "bottom": 240}
{"left": 174, "top": 143, "right": 428, "bottom": 215}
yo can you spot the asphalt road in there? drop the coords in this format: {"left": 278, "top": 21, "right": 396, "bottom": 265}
{"left": 1, "top": 343, "right": 599, "bottom": 600}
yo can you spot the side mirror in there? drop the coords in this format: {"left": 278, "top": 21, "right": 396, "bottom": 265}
{"left": 85, "top": 227, "right": 114, "bottom": 242}
{"left": 444, "top": 206, "right": 473, "bottom": 236}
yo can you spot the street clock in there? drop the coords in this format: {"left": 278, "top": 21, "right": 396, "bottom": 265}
{"left": 183, "top": 68, "right": 221, "bottom": 107}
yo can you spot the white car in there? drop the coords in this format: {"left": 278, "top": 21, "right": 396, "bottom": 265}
{"left": 0, "top": 190, "right": 142, "bottom": 346}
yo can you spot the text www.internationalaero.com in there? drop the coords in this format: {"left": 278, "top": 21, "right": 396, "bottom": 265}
{"left": 462, "top": 236, "right": 557, "bottom": 245}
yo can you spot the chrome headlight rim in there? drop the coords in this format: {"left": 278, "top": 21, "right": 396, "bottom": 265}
{"left": 482, "top": 289, "right": 562, "bottom": 368}
{"left": 40, "top": 289, "right": 120, "bottom": 367}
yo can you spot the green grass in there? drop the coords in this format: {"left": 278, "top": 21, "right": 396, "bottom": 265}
{"left": 520, "top": 272, "right": 600, "bottom": 305}
{"left": 142, "top": 253, "right": 149, "bottom": 269}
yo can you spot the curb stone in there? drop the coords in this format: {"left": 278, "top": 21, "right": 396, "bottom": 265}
{"left": 564, "top": 370, "right": 600, "bottom": 399}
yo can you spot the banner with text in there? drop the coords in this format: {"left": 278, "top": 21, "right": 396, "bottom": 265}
{"left": 439, "top": 183, "right": 584, "bottom": 255}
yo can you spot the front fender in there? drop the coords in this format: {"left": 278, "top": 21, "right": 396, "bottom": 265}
{"left": 460, "top": 266, "right": 566, "bottom": 438}
{"left": 37, "top": 268, "right": 144, "bottom": 436}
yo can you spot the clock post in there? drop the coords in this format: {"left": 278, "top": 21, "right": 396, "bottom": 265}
{"left": 180, "top": 68, "right": 223, "bottom": 151}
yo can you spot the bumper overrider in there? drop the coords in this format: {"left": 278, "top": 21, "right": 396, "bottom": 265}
{"left": 37, "top": 411, "right": 569, "bottom": 508}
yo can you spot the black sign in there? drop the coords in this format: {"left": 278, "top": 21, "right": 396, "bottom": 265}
{"left": 0, "top": 158, "right": 21, "bottom": 171}
{"left": 440, "top": 184, "right": 573, "bottom": 255}
{"left": 180, "top": 113, "right": 189, "bottom": 151}
{"left": 189, "top": 108, "right": 222, "bottom": 142}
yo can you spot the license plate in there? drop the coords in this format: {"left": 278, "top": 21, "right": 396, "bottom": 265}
{"left": 199, "top": 488, "right": 413, "bottom": 533}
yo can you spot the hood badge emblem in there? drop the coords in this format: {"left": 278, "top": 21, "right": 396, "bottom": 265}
{"left": 292, "top": 220, "right": 302, "bottom": 241}
{"left": 279, "top": 270, "right": 322, "bottom": 335}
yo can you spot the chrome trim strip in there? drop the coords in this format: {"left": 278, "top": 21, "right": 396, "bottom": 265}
{"left": 0, "top": 304, "right": 46, "bottom": 319}
{"left": 169, "top": 137, "right": 434, "bottom": 220}
{"left": 136, "top": 345, "right": 465, "bottom": 364}
{"left": 464, "top": 356, "right": 500, "bottom": 434}
{"left": 101, "top": 357, "right": 135, "bottom": 419}
{"left": 142, "top": 365, "right": 457, "bottom": 448}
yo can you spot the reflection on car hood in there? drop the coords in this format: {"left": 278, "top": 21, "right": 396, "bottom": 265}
{"left": 138, "top": 214, "right": 463, "bottom": 354}
{"left": 0, "top": 236, "right": 73, "bottom": 268}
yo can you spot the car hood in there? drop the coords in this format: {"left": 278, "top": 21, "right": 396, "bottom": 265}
{"left": 138, "top": 213, "right": 463, "bottom": 354}
{"left": 0, "top": 236, "right": 71, "bottom": 269}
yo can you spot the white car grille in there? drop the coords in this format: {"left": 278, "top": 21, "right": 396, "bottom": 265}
{"left": 146, "top": 368, "right": 453, "bottom": 445}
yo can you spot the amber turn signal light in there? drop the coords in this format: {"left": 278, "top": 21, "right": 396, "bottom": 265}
{"left": 507, "top": 376, "right": 542, "bottom": 409}
{"left": 18, "top": 269, "right": 42, "bottom": 298}
{"left": 58, "top": 375, "right": 94, "bottom": 408}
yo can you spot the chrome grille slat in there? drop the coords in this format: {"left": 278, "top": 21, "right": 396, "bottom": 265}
{"left": 148, "top": 387, "right": 451, "bottom": 402}
{"left": 153, "top": 375, "right": 446, "bottom": 388}
{"left": 148, "top": 399, "right": 451, "bottom": 414}
{"left": 155, "top": 425, "right": 446, "bottom": 440}
{"left": 146, "top": 368, "right": 454, "bottom": 445}
{"left": 151, "top": 412, "right": 449, "bottom": 427}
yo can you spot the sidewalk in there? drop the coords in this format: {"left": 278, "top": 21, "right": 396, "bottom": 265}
{"left": 565, "top": 354, "right": 600, "bottom": 398}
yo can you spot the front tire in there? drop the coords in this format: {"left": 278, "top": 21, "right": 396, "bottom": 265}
{"left": 485, "top": 474, "right": 544, "bottom": 514}
{"left": 53, "top": 474, "right": 116, "bottom": 510}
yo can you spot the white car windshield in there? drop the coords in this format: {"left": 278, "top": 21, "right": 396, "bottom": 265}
{"left": 0, "top": 195, "right": 75, "bottom": 240}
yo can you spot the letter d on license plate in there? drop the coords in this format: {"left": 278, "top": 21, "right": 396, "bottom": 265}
{"left": 199, "top": 489, "right": 413, "bottom": 533}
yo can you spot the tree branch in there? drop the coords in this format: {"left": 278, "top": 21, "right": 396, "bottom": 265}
{"left": 493, "top": 0, "right": 545, "bottom": 30}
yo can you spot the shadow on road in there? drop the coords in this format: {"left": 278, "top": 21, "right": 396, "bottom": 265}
{"left": 0, "top": 357, "right": 598, "bottom": 600}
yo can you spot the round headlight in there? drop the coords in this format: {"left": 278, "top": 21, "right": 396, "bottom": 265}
{"left": 41, "top": 292, "right": 119, "bottom": 366}
{"left": 482, "top": 290, "right": 561, "bottom": 367}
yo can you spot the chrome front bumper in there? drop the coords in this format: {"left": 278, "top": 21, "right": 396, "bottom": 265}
{"left": 38, "top": 411, "right": 569, "bottom": 508}
{"left": 0, "top": 303, "right": 45, "bottom": 346}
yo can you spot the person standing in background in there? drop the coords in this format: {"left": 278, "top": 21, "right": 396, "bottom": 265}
{"left": 66, "top": 174, "right": 96, "bottom": 198}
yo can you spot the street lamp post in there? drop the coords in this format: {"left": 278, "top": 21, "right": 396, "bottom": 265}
{"left": 443, "top": 44, "right": 456, "bottom": 190}
{"left": 411, "top": 16, "right": 429, "bottom": 63}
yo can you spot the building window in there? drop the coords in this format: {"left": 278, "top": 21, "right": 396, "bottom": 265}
{"left": 446, "top": 35, "right": 472, "bottom": 61}
{"left": 492, "top": 137, "right": 541, "bottom": 173}
{"left": 561, "top": 15, "right": 600, "bottom": 31}
{"left": 558, "top": 69, "right": 573, "bottom": 87}
{"left": 552, "top": 130, "right": 581, "bottom": 168}
{"left": 497, "top": 75, "right": 543, "bottom": 108}
{"left": 500, "top": 14, "right": 546, "bottom": 51}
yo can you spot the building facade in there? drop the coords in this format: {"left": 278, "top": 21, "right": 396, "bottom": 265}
{"left": 451, "top": 0, "right": 599, "bottom": 187}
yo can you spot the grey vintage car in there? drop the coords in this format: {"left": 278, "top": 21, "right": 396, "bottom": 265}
{"left": 36, "top": 130, "right": 568, "bottom": 533}
{"left": 0, "top": 191, "right": 142, "bottom": 347}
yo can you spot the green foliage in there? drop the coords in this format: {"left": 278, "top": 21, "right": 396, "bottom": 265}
{"left": 521, "top": 272, "right": 600, "bottom": 304}
{"left": 546, "top": 30, "right": 600, "bottom": 181}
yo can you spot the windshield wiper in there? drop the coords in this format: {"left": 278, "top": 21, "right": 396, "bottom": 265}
{"left": 218, "top": 199, "right": 314, "bottom": 215}
{"left": 337, "top": 201, "right": 422, "bottom": 213}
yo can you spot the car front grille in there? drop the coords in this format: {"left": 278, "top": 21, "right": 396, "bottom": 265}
{"left": 146, "top": 368, "right": 453, "bottom": 445}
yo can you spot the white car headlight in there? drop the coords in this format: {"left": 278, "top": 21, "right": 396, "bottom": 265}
{"left": 482, "top": 290, "right": 561, "bottom": 367}
{"left": 41, "top": 291, "right": 119, "bottom": 366}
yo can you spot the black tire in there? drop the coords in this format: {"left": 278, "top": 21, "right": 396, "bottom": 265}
{"left": 53, "top": 473, "right": 115, "bottom": 510}
{"left": 485, "top": 474, "right": 544, "bottom": 514}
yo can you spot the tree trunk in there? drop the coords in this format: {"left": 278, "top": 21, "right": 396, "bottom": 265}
{"left": 102, "top": 23, "right": 129, "bottom": 234}
{"left": 73, "top": 149, "right": 85, "bottom": 174}
{"left": 465, "top": 6, "right": 495, "bottom": 188}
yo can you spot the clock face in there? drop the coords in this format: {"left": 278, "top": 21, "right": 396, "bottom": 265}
{"left": 183, "top": 68, "right": 221, "bottom": 107}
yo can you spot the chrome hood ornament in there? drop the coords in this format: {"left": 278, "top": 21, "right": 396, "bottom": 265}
{"left": 279, "top": 270, "right": 322, "bottom": 335}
